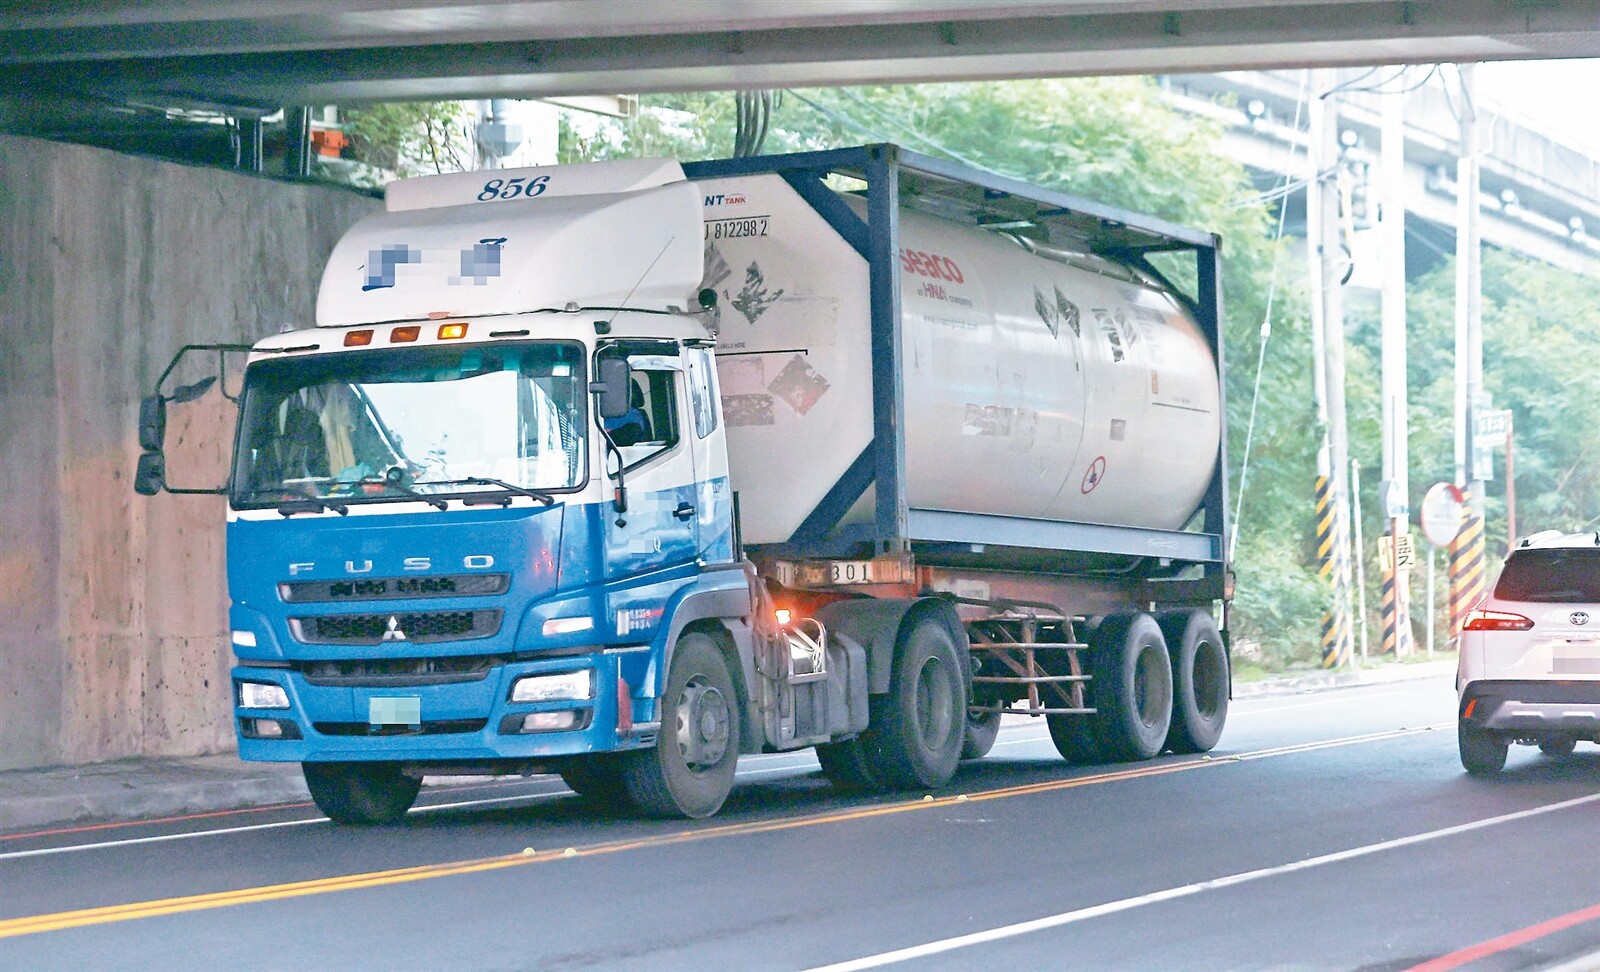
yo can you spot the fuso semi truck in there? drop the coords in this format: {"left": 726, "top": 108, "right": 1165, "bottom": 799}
{"left": 135, "top": 144, "right": 1233, "bottom": 822}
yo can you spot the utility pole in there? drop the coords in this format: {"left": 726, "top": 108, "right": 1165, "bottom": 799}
{"left": 1449, "top": 63, "right": 1488, "bottom": 644}
{"left": 1379, "top": 71, "right": 1414, "bottom": 658}
{"left": 1309, "top": 68, "right": 1354, "bottom": 669}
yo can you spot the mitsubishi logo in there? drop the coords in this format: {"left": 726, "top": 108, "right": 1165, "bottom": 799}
{"left": 1572, "top": 612, "right": 1590, "bottom": 626}
{"left": 382, "top": 616, "right": 408, "bottom": 642}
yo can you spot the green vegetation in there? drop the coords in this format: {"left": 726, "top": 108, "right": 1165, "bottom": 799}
{"left": 337, "top": 80, "right": 1600, "bottom": 668}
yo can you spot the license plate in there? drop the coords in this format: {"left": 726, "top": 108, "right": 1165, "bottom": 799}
{"left": 369, "top": 696, "right": 421, "bottom": 728}
{"left": 1551, "top": 644, "right": 1600, "bottom": 676}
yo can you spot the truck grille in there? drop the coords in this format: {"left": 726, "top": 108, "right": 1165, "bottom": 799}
{"left": 289, "top": 610, "right": 502, "bottom": 645}
{"left": 279, "top": 573, "right": 509, "bottom": 603}
{"left": 296, "top": 655, "right": 501, "bottom": 687}
{"left": 313, "top": 719, "right": 488, "bottom": 737}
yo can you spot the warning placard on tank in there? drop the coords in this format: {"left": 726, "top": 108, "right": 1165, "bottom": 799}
{"left": 768, "top": 354, "right": 830, "bottom": 416}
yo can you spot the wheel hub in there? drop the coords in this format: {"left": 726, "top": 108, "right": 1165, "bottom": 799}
{"left": 676, "top": 676, "right": 730, "bottom": 769}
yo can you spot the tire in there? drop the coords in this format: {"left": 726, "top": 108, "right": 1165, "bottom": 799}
{"left": 622, "top": 632, "right": 740, "bottom": 818}
{"left": 1539, "top": 736, "right": 1578, "bottom": 757}
{"left": 557, "top": 754, "right": 633, "bottom": 806}
{"left": 859, "top": 614, "right": 965, "bottom": 790}
{"left": 1159, "top": 610, "right": 1229, "bottom": 754}
{"left": 1459, "top": 719, "right": 1509, "bottom": 776}
{"left": 1047, "top": 713, "right": 1102, "bottom": 764}
{"left": 816, "top": 737, "right": 885, "bottom": 793}
{"left": 961, "top": 708, "right": 1002, "bottom": 760}
{"left": 302, "top": 762, "right": 420, "bottom": 825}
{"left": 1084, "top": 613, "right": 1173, "bottom": 763}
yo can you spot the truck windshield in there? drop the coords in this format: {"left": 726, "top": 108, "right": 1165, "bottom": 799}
{"left": 231, "top": 342, "right": 586, "bottom": 508}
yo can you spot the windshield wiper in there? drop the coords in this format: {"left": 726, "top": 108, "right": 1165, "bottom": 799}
{"left": 419, "top": 477, "right": 556, "bottom": 506}
{"left": 257, "top": 483, "right": 348, "bottom": 517}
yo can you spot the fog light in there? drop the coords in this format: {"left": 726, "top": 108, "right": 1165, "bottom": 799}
{"left": 521, "top": 711, "right": 581, "bottom": 732}
{"left": 511, "top": 670, "right": 592, "bottom": 703}
{"left": 239, "top": 681, "right": 290, "bottom": 709}
{"left": 241, "top": 718, "right": 300, "bottom": 740}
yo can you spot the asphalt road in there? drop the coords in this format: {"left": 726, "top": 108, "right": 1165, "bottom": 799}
{"left": 4, "top": 675, "right": 1600, "bottom": 971}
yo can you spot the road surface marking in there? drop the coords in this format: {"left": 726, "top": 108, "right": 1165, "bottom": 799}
{"left": 1406, "top": 900, "right": 1600, "bottom": 971}
{"left": 0, "top": 723, "right": 1444, "bottom": 938}
{"left": 801, "top": 788, "right": 1600, "bottom": 972}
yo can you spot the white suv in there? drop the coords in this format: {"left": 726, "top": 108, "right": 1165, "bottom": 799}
{"left": 1458, "top": 531, "right": 1600, "bottom": 775}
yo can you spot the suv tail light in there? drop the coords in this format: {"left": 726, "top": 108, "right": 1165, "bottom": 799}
{"left": 1463, "top": 608, "right": 1534, "bottom": 631}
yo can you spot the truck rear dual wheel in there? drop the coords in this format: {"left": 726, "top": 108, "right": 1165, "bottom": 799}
{"left": 961, "top": 709, "right": 1003, "bottom": 759}
{"left": 1159, "top": 610, "right": 1229, "bottom": 754}
{"left": 622, "top": 633, "right": 740, "bottom": 819}
{"left": 816, "top": 737, "right": 885, "bottom": 793}
{"left": 860, "top": 616, "right": 966, "bottom": 790}
{"left": 302, "top": 762, "right": 421, "bottom": 825}
{"left": 1049, "top": 613, "right": 1173, "bottom": 764}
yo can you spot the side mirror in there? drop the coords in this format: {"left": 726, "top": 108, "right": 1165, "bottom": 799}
{"left": 138, "top": 395, "right": 167, "bottom": 452}
{"left": 133, "top": 452, "right": 166, "bottom": 496}
{"left": 595, "top": 357, "right": 633, "bottom": 420}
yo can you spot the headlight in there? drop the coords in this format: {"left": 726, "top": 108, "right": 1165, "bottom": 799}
{"left": 239, "top": 681, "right": 290, "bottom": 709}
{"left": 511, "top": 670, "right": 592, "bottom": 703}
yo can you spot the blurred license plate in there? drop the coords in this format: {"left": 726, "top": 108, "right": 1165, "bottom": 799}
{"left": 369, "top": 696, "right": 421, "bottom": 727}
{"left": 1552, "top": 644, "right": 1600, "bottom": 675}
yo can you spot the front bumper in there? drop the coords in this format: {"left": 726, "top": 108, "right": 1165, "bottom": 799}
{"left": 234, "top": 650, "right": 659, "bottom": 764}
{"left": 1461, "top": 679, "right": 1600, "bottom": 736}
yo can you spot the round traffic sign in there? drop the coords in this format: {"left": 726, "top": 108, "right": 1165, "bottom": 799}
{"left": 1420, "top": 482, "right": 1465, "bottom": 547}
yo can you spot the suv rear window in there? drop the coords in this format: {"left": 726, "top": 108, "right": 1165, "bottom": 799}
{"left": 1494, "top": 548, "right": 1600, "bottom": 602}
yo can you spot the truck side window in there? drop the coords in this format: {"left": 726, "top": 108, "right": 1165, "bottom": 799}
{"left": 597, "top": 343, "right": 681, "bottom": 470}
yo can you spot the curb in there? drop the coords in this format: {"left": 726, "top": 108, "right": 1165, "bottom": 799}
{"left": 0, "top": 759, "right": 310, "bottom": 835}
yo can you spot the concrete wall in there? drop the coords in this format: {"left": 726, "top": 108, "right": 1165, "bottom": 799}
{"left": 0, "top": 135, "right": 379, "bottom": 771}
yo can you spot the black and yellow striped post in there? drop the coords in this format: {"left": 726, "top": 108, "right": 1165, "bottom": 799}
{"left": 1448, "top": 488, "right": 1486, "bottom": 643}
{"left": 1316, "top": 472, "right": 1353, "bottom": 668}
{"left": 1379, "top": 564, "right": 1413, "bottom": 656}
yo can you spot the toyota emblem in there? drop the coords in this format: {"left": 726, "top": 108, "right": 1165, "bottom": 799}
{"left": 1572, "top": 612, "right": 1590, "bottom": 626}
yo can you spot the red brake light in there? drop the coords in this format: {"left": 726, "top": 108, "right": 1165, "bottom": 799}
{"left": 1463, "top": 609, "right": 1534, "bottom": 631}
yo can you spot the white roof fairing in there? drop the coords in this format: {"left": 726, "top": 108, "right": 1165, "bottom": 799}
{"left": 315, "top": 160, "right": 705, "bottom": 327}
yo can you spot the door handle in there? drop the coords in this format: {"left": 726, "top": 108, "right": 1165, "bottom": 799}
{"left": 672, "top": 502, "right": 696, "bottom": 521}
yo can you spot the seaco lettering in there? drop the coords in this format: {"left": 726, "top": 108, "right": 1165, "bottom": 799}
{"left": 899, "top": 248, "right": 965, "bottom": 284}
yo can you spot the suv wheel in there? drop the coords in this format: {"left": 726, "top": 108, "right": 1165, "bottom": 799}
{"left": 1459, "top": 719, "right": 1509, "bottom": 776}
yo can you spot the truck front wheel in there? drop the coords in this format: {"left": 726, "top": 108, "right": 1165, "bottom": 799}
{"left": 557, "top": 754, "right": 633, "bottom": 807}
{"left": 302, "top": 762, "right": 420, "bottom": 825}
{"left": 623, "top": 632, "right": 740, "bottom": 818}
{"left": 861, "top": 615, "right": 965, "bottom": 789}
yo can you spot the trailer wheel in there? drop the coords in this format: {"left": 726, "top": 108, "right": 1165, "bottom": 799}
{"left": 961, "top": 709, "right": 1002, "bottom": 759}
{"left": 1159, "top": 610, "right": 1229, "bottom": 754}
{"left": 1085, "top": 613, "right": 1173, "bottom": 762}
{"left": 861, "top": 615, "right": 965, "bottom": 789}
{"left": 1047, "top": 712, "right": 1102, "bottom": 764}
{"left": 815, "top": 737, "right": 884, "bottom": 793}
{"left": 556, "top": 754, "right": 633, "bottom": 806}
{"left": 623, "top": 632, "right": 739, "bottom": 818}
{"left": 302, "top": 762, "right": 420, "bottom": 825}
{"left": 1459, "top": 719, "right": 1508, "bottom": 776}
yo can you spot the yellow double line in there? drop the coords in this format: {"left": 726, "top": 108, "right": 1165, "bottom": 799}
{"left": 0, "top": 724, "right": 1441, "bottom": 939}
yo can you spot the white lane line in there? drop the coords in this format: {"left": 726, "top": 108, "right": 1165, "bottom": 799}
{"left": 802, "top": 790, "right": 1600, "bottom": 972}
{"left": 1232, "top": 690, "right": 1413, "bottom": 716}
